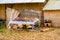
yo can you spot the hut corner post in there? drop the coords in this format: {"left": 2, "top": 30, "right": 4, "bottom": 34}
{"left": 40, "top": 0, "right": 49, "bottom": 27}
{"left": 41, "top": 10, "right": 44, "bottom": 27}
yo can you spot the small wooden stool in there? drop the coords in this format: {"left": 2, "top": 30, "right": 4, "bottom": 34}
{"left": 44, "top": 20, "right": 52, "bottom": 27}
{"left": 44, "top": 23, "right": 52, "bottom": 27}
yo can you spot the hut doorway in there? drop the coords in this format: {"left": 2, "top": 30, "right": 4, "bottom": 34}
{"left": 6, "top": 8, "right": 41, "bottom": 29}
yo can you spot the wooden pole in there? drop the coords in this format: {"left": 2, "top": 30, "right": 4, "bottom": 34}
{"left": 41, "top": 10, "right": 44, "bottom": 27}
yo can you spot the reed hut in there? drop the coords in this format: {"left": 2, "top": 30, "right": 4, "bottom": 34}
{"left": 43, "top": 0, "right": 60, "bottom": 27}
{"left": 0, "top": 0, "right": 46, "bottom": 28}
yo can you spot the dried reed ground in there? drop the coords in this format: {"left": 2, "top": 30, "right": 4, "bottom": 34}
{"left": 0, "top": 28, "right": 60, "bottom": 40}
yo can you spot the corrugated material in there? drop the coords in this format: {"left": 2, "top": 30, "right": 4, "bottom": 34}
{"left": 0, "top": 0, "right": 45, "bottom": 4}
{"left": 43, "top": 0, "right": 60, "bottom": 10}
{"left": 13, "top": 3, "right": 44, "bottom": 11}
{"left": 0, "top": 5, "right": 5, "bottom": 20}
{"left": 0, "top": 3, "right": 44, "bottom": 20}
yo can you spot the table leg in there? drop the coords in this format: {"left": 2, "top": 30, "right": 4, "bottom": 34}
{"left": 32, "top": 25, "right": 35, "bottom": 30}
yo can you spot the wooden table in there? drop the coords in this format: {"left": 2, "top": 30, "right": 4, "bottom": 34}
{"left": 8, "top": 20, "right": 39, "bottom": 30}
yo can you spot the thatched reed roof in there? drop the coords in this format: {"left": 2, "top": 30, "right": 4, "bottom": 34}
{"left": 0, "top": 0, "right": 45, "bottom": 4}
{"left": 43, "top": 0, "right": 60, "bottom": 10}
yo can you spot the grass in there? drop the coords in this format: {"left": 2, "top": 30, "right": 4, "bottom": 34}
{"left": 0, "top": 23, "right": 6, "bottom": 33}
{"left": 0, "top": 23, "right": 6, "bottom": 29}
